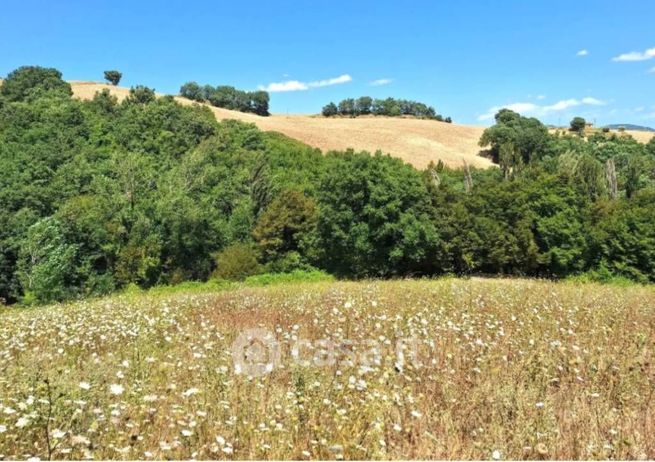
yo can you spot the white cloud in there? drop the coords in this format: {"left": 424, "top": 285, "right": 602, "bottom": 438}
{"left": 581, "top": 97, "right": 605, "bottom": 106}
{"left": 612, "top": 47, "right": 655, "bottom": 62}
{"left": 478, "top": 103, "right": 538, "bottom": 121}
{"left": 478, "top": 97, "right": 606, "bottom": 121}
{"left": 262, "top": 80, "right": 309, "bottom": 92}
{"left": 259, "top": 74, "right": 352, "bottom": 92}
{"left": 577, "top": 49, "right": 589, "bottom": 56}
{"left": 370, "top": 78, "right": 393, "bottom": 86}
{"left": 536, "top": 94, "right": 546, "bottom": 100}
{"left": 310, "top": 74, "right": 353, "bottom": 88}
{"left": 544, "top": 99, "right": 580, "bottom": 111}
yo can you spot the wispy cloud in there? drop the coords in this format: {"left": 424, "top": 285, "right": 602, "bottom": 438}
{"left": 370, "top": 78, "right": 393, "bottom": 86}
{"left": 577, "top": 49, "right": 589, "bottom": 56}
{"left": 612, "top": 47, "right": 655, "bottom": 62}
{"left": 649, "top": 67, "right": 655, "bottom": 74}
{"left": 259, "top": 74, "right": 352, "bottom": 92}
{"left": 478, "top": 97, "right": 606, "bottom": 121}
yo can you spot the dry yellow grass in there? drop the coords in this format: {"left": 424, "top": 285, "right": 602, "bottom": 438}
{"left": 1, "top": 278, "right": 654, "bottom": 460}
{"left": 69, "top": 81, "right": 491, "bottom": 169}
{"left": 549, "top": 127, "right": 655, "bottom": 144}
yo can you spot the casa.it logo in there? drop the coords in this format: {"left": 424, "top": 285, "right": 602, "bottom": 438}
{"left": 231, "top": 328, "right": 426, "bottom": 378}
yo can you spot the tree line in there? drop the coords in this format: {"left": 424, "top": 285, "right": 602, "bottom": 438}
{"left": 1, "top": 66, "right": 655, "bottom": 305}
{"left": 322, "top": 96, "right": 451, "bottom": 122}
{"left": 180, "top": 81, "right": 269, "bottom": 116}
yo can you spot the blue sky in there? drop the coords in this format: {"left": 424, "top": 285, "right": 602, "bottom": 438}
{"left": 1, "top": 0, "right": 653, "bottom": 126}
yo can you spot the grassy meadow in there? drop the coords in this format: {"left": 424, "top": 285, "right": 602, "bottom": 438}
{"left": 0, "top": 278, "right": 654, "bottom": 460}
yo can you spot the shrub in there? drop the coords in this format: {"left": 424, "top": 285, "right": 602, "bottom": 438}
{"left": 244, "top": 269, "right": 334, "bottom": 286}
{"left": 212, "top": 243, "right": 262, "bottom": 281}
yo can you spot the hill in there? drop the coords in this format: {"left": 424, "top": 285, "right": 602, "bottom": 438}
{"left": 605, "top": 123, "right": 655, "bottom": 132}
{"left": 69, "top": 81, "right": 492, "bottom": 169}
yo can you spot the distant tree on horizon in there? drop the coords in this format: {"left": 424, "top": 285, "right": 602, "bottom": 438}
{"left": 322, "top": 102, "right": 338, "bottom": 117}
{"left": 570, "top": 117, "right": 586, "bottom": 136}
{"left": 104, "top": 70, "right": 122, "bottom": 86}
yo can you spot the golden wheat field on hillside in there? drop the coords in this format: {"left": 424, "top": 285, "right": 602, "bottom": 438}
{"left": 69, "top": 81, "right": 654, "bottom": 170}
{"left": 70, "top": 82, "right": 491, "bottom": 169}
{"left": 1, "top": 278, "right": 653, "bottom": 460}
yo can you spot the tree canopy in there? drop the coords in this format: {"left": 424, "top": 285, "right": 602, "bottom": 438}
{"left": 180, "top": 81, "right": 269, "bottom": 116}
{"left": 1, "top": 66, "right": 655, "bottom": 305}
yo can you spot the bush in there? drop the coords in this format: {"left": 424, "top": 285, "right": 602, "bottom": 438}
{"left": 212, "top": 243, "right": 262, "bottom": 281}
{"left": 244, "top": 269, "right": 334, "bottom": 286}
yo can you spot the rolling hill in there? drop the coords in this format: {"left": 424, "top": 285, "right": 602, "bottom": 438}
{"left": 67, "top": 81, "right": 654, "bottom": 168}
{"left": 69, "top": 81, "right": 492, "bottom": 169}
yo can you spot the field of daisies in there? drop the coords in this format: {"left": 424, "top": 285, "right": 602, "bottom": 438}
{"left": 0, "top": 278, "right": 654, "bottom": 460}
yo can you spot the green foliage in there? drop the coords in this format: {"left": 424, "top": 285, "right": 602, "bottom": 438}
{"left": 103, "top": 70, "right": 122, "bottom": 86}
{"left": 321, "top": 102, "right": 338, "bottom": 117}
{"left": 313, "top": 151, "right": 439, "bottom": 277}
{"left": 479, "top": 109, "right": 551, "bottom": 164}
{"left": 244, "top": 269, "right": 334, "bottom": 286}
{"left": 0, "top": 66, "right": 72, "bottom": 102}
{"left": 570, "top": 116, "right": 586, "bottom": 135}
{"left": 179, "top": 81, "right": 270, "bottom": 116}
{"left": 1, "top": 64, "right": 655, "bottom": 304}
{"left": 126, "top": 85, "right": 156, "bottom": 104}
{"left": 17, "top": 217, "right": 77, "bottom": 304}
{"left": 212, "top": 243, "right": 262, "bottom": 281}
{"left": 326, "top": 96, "right": 447, "bottom": 120}
{"left": 252, "top": 190, "right": 317, "bottom": 263}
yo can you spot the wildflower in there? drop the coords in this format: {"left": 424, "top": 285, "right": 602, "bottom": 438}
{"left": 492, "top": 449, "right": 502, "bottom": 460}
{"left": 109, "top": 384, "right": 124, "bottom": 396}
{"left": 52, "top": 429, "right": 66, "bottom": 439}
{"left": 216, "top": 436, "right": 226, "bottom": 446}
{"left": 16, "top": 417, "right": 30, "bottom": 428}
{"left": 222, "top": 446, "right": 233, "bottom": 454}
{"left": 411, "top": 410, "right": 422, "bottom": 418}
{"left": 0, "top": 425, "right": 6, "bottom": 433}
{"left": 182, "top": 387, "right": 200, "bottom": 398}
{"left": 79, "top": 382, "right": 91, "bottom": 391}
{"left": 71, "top": 435, "right": 90, "bottom": 446}
{"left": 535, "top": 402, "right": 545, "bottom": 408}
{"left": 181, "top": 429, "right": 193, "bottom": 437}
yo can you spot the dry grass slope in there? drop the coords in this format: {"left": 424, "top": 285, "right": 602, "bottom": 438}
{"left": 1, "top": 278, "right": 654, "bottom": 460}
{"left": 69, "top": 81, "right": 492, "bottom": 169}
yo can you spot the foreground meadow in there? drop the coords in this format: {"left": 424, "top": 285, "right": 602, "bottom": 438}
{"left": 0, "top": 278, "right": 654, "bottom": 460}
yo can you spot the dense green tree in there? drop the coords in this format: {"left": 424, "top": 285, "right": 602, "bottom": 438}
{"left": 570, "top": 116, "right": 586, "bottom": 135}
{"left": 313, "top": 151, "right": 439, "bottom": 277}
{"left": 103, "top": 70, "right": 122, "bottom": 86}
{"left": 322, "top": 102, "right": 338, "bottom": 117}
{"left": 479, "top": 109, "right": 551, "bottom": 164}
{"left": 356, "top": 96, "right": 373, "bottom": 115}
{"left": 252, "top": 190, "right": 317, "bottom": 263}
{"left": 0, "top": 66, "right": 72, "bottom": 102}
{"left": 17, "top": 217, "right": 77, "bottom": 304}
{"left": 179, "top": 81, "right": 204, "bottom": 101}
{"left": 338, "top": 98, "right": 356, "bottom": 116}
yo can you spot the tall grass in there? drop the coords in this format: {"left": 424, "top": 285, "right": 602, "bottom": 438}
{"left": 0, "top": 278, "right": 653, "bottom": 459}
